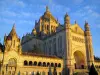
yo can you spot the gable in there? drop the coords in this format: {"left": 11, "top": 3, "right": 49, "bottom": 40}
{"left": 4, "top": 50, "right": 19, "bottom": 61}
{"left": 71, "top": 24, "right": 84, "bottom": 35}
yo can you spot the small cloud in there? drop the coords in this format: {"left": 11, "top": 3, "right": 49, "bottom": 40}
{"left": 0, "top": 18, "right": 15, "bottom": 24}
{"left": 73, "top": 0, "right": 84, "bottom": 4}
{"left": 96, "top": 24, "right": 100, "bottom": 28}
{"left": 0, "top": 0, "right": 25, "bottom": 8}
{"left": 18, "top": 20, "right": 33, "bottom": 25}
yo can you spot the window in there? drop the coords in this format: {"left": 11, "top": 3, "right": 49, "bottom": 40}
{"left": 49, "top": 40, "right": 52, "bottom": 55}
{"left": 47, "top": 62, "right": 50, "bottom": 67}
{"left": 34, "top": 61, "right": 37, "bottom": 66}
{"left": 13, "top": 40, "right": 15, "bottom": 47}
{"left": 24, "top": 60, "right": 28, "bottom": 66}
{"left": 43, "top": 62, "right": 46, "bottom": 67}
{"left": 58, "top": 63, "right": 61, "bottom": 67}
{"left": 55, "top": 63, "right": 57, "bottom": 67}
{"left": 29, "top": 61, "right": 32, "bottom": 66}
{"left": 8, "top": 58, "right": 17, "bottom": 66}
{"left": 47, "top": 25, "right": 49, "bottom": 30}
{"left": 38, "top": 62, "right": 42, "bottom": 66}
{"left": 53, "top": 38, "right": 57, "bottom": 55}
{"left": 51, "top": 63, "right": 54, "bottom": 67}
{"left": 58, "top": 36, "right": 62, "bottom": 54}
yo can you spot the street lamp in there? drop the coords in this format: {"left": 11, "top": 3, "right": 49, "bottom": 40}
{"left": 6, "top": 64, "right": 8, "bottom": 73}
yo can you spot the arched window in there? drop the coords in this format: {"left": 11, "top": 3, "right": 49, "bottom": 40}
{"left": 13, "top": 40, "right": 15, "bottom": 47}
{"left": 24, "top": 60, "right": 28, "bottom": 66}
{"left": 47, "top": 62, "right": 50, "bottom": 67}
{"left": 43, "top": 62, "right": 46, "bottom": 67}
{"left": 38, "top": 62, "right": 42, "bottom": 66}
{"left": 34, "top": 61, "right": 37, "bottom": 66}
{"left": 55, "top": 63, "right": 57, "bottom": 67}
{"left": 58, "top": 36, "right": 62, "bottom": 54}
{"left": 51, "top": 63, "right": 54, "bottom": 67}
{"left": 99, "top": 66, "right": 100, "bottom": 68}
{"left": 58, "top": 63, "right": 61, "bottom": 67}
{"left": 8, "top": 58, "right": 17, "bottom": 66}
{"left": 47, "top": 25, "right": 49, "bottom": 30}
{"left": 29, "top": 61, "right": 32, "bottom": 66}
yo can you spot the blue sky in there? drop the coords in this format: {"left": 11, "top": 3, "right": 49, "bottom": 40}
{"left": 0, "top": 0, "right": 100, "bottom": 57}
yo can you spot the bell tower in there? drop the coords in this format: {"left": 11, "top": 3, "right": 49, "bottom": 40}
{"left": 84, "top": 21, "right": 94, "bottom": 68}
{"left": 64, "top": 13, "right": 73, "bottom": 75}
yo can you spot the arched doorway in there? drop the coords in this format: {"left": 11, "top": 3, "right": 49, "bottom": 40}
{"left": 7, "top": 58, "right": 17, "bottom": 75}
{"left": 74, "top": 51, "right": 85, "bottom": 69}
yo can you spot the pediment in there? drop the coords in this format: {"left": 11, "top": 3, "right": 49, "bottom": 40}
{"left": 71, "top": 24, "right": 84, "bottom": 35}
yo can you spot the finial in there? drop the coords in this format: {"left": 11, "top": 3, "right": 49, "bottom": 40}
{"left": 85, "top": 20, "right": 88, "bottom": 24}
{"left": 12, "top": 23, "right": 16, "bottom": 29}
{"left": 46, "top": 6, "right": 49, "bottom": 12}
{"left": 75, "top": 20, "right": 77, "bottom": 24}
{"left": 35, "top": 20, "right": 37, "bottom": 24}
{"left": 57, "top": 18, "right": 58, "bottom": 22}
{"left": 5, "top": 33, "right": 6, "bottom": 36}
{"left": 65, "top": 12, "right": 68, "bottom": 16}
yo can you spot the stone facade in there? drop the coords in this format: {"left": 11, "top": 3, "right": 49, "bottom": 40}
{"left": 0, "top": 6, "right": 100, "bottom": 75}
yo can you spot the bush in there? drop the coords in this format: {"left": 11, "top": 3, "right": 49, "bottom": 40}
{"left": 89, "top": 63, "right": 98, "bottom": 75}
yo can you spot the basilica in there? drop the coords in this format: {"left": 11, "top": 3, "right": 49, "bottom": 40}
{"left": 0, "top": 6, "right": 100, "bottom": 75}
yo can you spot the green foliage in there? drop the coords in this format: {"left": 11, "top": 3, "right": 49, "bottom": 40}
{"left": 73, "top": 72, "right": 78, "bottom": 75}
{"left": 0, "top": 43, "right": 5, "bottom": 53}
{"left": 36, "top": 72, "right": 40, "bottom": 75}
{"left": 89, "top": 63, "right": 98, "bottom": 75}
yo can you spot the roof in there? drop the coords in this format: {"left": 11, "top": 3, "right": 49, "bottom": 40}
{"left": 8, "top": 24, "right": 18, "bottom": 37}
{"left": 22, "top": 52, "right": 61, "bottom": 59}
{"left": 40, "top": 6, "right": 58, "bottom": 23}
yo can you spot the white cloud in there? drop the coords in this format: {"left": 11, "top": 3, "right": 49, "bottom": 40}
{"left": 0, "top": 0, "right": 25, "bottom": 8}
{"left": 18, "top": 20, "right": 33, "bottom": 25}
{"left": 0, "top": 18, "right": 15, "bottom": 24}
{"left": 0, "top": 9, "right": 42, "bottom": 19}
{"left": 73, "top": 0, "right": 84, "bottom": 4}
{"left": 71, "top": 5, "right": 100, "bottom": 18}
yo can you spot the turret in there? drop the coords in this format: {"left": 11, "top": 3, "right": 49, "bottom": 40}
{"left": 4, "top": 24, "right": 22, "bottom": 54}
{"left": 85, "top": 21, "right": 90, "bottom": 34}
{"left": 84, "top": 21, "right": 94, "bottom": 68}
{"left": 64, "top": 13, "right": 73, "bottom": 75}
{"left": 64, "top": 13, "right": 70, "bottom": 28}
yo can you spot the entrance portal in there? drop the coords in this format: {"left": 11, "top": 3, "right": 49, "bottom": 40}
{"left": 7, "top": 58, "right": 17, "bottom": 75}
{"left": 74, "top": 51, "right": 85, "bottom": 69}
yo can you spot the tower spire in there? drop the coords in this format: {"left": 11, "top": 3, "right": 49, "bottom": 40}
{"left": 85, "top": 21, "right": 90, "bottom": 31}
{"left": 64, "top": 13, "right": 70, "bottom": 28}
{"left": 84, "top": 21, "right": 94, "bottom": 67}
{"left": 8, "top": 23, "right": 17, "bottom": 37}
{"left": 46, "top": 6, "right": 49, "bottom": 12}
{"left": 75, "top": 20, "right": 77, "bottom": 24}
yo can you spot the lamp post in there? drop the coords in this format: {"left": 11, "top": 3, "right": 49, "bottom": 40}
{"left": 6, "top": 64, "right": 8, "bottom": 75}
{"left": 0, "top": 61, "right": 1, "bottom": 75}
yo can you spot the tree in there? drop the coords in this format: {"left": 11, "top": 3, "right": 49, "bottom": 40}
{"left": 36, "top": 72, "right": 40, "bottom": 75}
{"left": 89, "top": 63, "right": 98, "bottom": 75}
{"left": 53, "top": 66, "right": 57, "bottom": 75}
{"left": 48, "top": 66, "right": 52, "bottom": 75}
